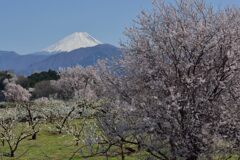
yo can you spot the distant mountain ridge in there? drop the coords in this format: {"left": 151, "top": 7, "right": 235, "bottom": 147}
{"left": 0, "top": 44, "right": 121, "bottom": 75}
{"left": 0, "top": 32, "right": 121, "bottom": 75}
{"left": 0, "top": 51, "right": 49, "bottom": 73}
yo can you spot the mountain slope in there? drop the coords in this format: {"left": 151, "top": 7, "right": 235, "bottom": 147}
{"left": 0, "top": 51, "right": 49, "bottom": 72}
{"left": 0, "top": 51, "right": 19, "bottom": 69}
{"left": 43, "top": 32, "right": 102, "bottom": 53}
{"left": 24, "top": 44, "right": 121, "bottom": 74}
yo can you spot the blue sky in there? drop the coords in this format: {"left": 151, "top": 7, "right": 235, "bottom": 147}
{"left": 0, "top": 0, "right": 240, "bottom": 54}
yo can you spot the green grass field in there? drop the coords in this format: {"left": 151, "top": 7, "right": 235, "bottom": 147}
{"left": 0, "top": 130, "right": 80, "bottom": 160}
{"left": 0, "top": 120, "right": 238, "bottom": 160}
{"left": 0, "top": 122, "right": 144, "bottom": 160}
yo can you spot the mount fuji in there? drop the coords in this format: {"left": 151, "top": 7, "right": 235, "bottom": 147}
{"left": 44, "top": 32, "right": 102, "bottom": 53}
{"left": 0, "top": 32, "right": 122, "bottom": 75}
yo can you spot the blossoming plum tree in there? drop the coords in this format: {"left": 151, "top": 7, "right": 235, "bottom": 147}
{"left": 94, "top": 0, "right": 240, "bottom": 159}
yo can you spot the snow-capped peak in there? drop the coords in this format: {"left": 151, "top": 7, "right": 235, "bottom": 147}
{"left": 43, "top": 32, "right": 102, "bottom": 53}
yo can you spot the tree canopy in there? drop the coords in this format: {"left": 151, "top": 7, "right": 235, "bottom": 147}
{"left": 27, "top": 70, "right": 60, "bottom": 88}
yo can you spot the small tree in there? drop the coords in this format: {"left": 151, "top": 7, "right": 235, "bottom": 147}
{"left": 3, "top": 82, "right": 31, "bottom": 102}
{"left": 0, "top": 108, "right": 32, "bottom": 157}
{"left": 33, "top": 80, "right": 57, "bottom": 98}
{"left": 66, "top": 100, "right": 103, "bottom": 147}
{"left": 66, "top": 121, "right": 85, "bottom": 146}
{"left": 53, "top": 66, "right": 98, "bottom": 100}
{"left": 2, "top": 82, "right": 40, "bottom": 141}
{"left": 39, "top": 99, "right": 78, "bottom": 134}
{"left": 17, "top": 102, "right": 42, "bottom": 140}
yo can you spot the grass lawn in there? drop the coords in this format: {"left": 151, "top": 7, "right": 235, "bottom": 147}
{"left": 0, "top": 127, "right": 82, "bottom": 160}
{"left": 0, "top": 120, "right": 238, "bottom": 160}
{"left": 0, "top": 123, "right": 145, "bottom": 160}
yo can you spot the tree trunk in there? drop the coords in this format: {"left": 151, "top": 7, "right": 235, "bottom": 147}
{"left": 121, "top": 144, "right": 125, "bottom": 160}
{"left": 10, "top": 150, "right": 14, "bottom": 157}
{"left": 32, "top": 132, "right": 37, "bottom": 140}
{"left": 58, "top": 128, "right": 62, "bottom": 134}
{"left": 75, "top": 140, "right": 79, "bottom": 146}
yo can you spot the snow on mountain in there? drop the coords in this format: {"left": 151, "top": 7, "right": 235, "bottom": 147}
{"left": 43, "top": 32, "right": 102, "bottom": 53}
